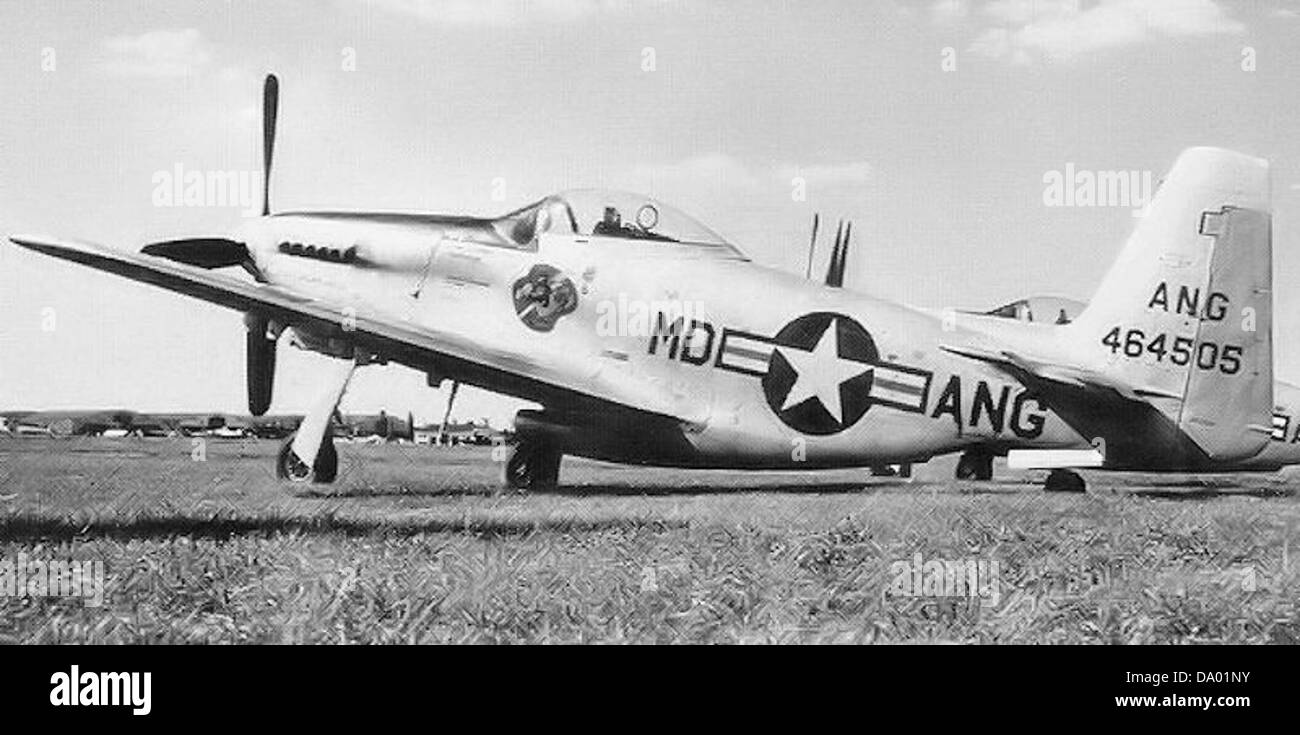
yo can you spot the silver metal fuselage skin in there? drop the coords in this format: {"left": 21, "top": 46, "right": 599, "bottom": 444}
{"left": 235, "top": 212, "right": 1085, "bottom": 469}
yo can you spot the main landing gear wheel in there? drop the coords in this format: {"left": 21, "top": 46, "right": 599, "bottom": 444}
{"left": 1044, "top": 469, "right": 1086, "bottom": 493}
{"left": 503, "top": 440, "right": 562, "bottom": 493}
{"left": 276, "top": 431, "right": 338, "bottom": 484}
{"left": 955, "top": 451, "right": 994, "bottom": 481}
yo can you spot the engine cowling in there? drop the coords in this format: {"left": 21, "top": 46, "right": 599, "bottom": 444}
{"left": 246, "top": 313, "right": 277, "bottom": 416}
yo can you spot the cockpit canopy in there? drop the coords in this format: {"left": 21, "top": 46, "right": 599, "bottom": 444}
{"left": 496, "top": 189, "right": 744, "bottom": 257}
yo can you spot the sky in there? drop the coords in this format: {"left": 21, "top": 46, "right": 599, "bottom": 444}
{"left": 2, "top": 0, "right": 1299, "bottom": 427}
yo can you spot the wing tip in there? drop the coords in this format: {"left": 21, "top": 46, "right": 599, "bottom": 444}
{"left": 8, "top": 234, "right": 110, "bottom": 256}
{"left": 10, "top": 233, "right": 65, "bottom": 249}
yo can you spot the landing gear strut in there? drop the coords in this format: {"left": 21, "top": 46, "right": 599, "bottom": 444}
{"left": 275, "top": 355, "right": 355, "bottom": 487}
{"left": 1043, "top": 469, "right": 1086, "bottom": 493}
{"left": 503, "top": 439, "right": 562, "bottom": 492}
{"left": 277, "top": 430, "right": 338, "bottom": 484}
{"left": 956, "top": 451, "right": 994, "bottom": 481}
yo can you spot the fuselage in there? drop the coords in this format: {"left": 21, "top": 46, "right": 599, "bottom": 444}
{"left": 229, "top": 194, "right": 1296, "bottom": 473}
{"left": 234, "top": 206, "right": 1084, "bottom": 469}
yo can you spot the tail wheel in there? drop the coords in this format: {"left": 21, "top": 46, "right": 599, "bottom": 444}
{"left": 1044, "top": 469, "right": 1086, "bottom": 493}
{"left": 277, "top": 431, "right": 338, "bottom": 484}
{"left": 956, "top": 451, "right": 994, "bottom": 481}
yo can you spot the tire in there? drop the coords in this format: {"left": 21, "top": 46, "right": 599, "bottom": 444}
{"left": 503, "top": 443, "right": 530, "bottom": 491}
{"left": 314, "top": 438, "right": 338, "bottom": 483}
{"left": 956, "top": 452, "right": 993, "bottom": 481}
{"left": 276, "top": 431, "right": 338, "bottom": 484}
{"left": 501, "top": 440, "right": 562, "bottom": 492}
{"left": 530, "top": 447, "right": 561, "bottom": 491}
{"left": 1044, "top": 469, "right": 1086, "bottom": 493}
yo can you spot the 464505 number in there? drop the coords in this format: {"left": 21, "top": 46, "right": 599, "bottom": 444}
{"left": 1101, "top": 326, "right": 1242, "bottom": 375}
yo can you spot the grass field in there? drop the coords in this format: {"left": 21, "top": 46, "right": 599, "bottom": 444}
{"left": 1, "top": 435, "right": 1297, "bottom": 644}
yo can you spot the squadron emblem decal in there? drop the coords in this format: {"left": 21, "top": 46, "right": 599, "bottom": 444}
{"left": 512, "top": 264, "right": 578, "bottom": 332}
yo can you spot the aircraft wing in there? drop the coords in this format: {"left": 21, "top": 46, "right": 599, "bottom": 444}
{"left": 10, "top": 234, "right": 703, "bottom": 426}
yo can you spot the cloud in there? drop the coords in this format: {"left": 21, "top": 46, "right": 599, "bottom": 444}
{"left": 940, "top": 0, "right": 1244, "bottom": 63}
{"left": 629, "top": 154, "right": 874, "bottom": 195}
{"left": 979, "top": 0, "right": 1074, "bottom": 25}
{"left": 778, "top": 161, "right": 875, "bottom": 187}
{"left": 99, "top": 28, "right": 212, "bottom": 78}
{"left": 631, "top": 153, "right": 761, "bottom": 190}
{"left": 930, "top": 0, "right": 972, "bottom": 25}
{"left": 359, "top": 0, "right": 666, "bottom": 27}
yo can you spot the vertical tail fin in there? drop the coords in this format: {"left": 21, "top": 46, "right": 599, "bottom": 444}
{"left": 1064, "top": 147, "right": 1272, "bottom": 463}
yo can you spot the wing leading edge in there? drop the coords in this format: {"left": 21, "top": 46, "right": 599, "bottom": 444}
{"left": 9, "top": 235, "right": 700, "bottom": 428}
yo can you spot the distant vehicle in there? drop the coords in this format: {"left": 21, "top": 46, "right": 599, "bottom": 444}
{"left": 208, "top": 425, "right": 248, "bottom": 439}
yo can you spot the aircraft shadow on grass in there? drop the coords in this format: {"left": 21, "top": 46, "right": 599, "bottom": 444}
{"left": 301, "top": 478, "right": 915, "bottom": 499}
{"left": 1120, "top": 483, "right": 1296, "bottom": 500}
{"left": 544, "top": 480, "right": 893, "bottom": 497}
{"left": 0, "top": 511, "right": 693, "bottom": 543}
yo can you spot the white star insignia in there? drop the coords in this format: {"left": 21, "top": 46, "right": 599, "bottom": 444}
{"left": 776, "top": 318, "right": 872, "bottom": 424}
